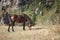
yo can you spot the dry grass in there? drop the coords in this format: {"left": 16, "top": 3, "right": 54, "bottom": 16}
{"left": 0, "top": 25, "right": 60, "bottom": 40}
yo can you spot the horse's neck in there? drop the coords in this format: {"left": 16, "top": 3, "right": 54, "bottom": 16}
{"left": 25, "top": 14, "right": 32, "bottom": 23}
{"left": 18, "top": 15, "right": 20, "bottom": 18}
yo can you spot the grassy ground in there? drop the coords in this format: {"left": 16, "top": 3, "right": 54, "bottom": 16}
{"left": 0, "top": 25, "right": 60, "bottom": 40}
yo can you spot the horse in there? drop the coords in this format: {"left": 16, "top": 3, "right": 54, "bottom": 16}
{"left": 7, "top": 14, "right": 33, "bottom": 32}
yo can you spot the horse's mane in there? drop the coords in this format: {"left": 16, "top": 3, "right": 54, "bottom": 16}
{"left": 23, "top": 14, "right": 32, "bottom": 24}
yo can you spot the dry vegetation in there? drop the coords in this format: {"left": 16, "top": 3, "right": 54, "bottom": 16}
{"left": 0, "top": 0, "right": 60, "bottom": 40}
{"left": 0, "top": 24, "right": 60, "bottom": 40}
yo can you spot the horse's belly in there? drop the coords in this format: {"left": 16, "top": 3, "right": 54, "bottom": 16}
{"left": 16, "top": 19, "right": 24, "bottom": 23}
{"left": 16, "top": 21, "right": 23, "bottom": 23}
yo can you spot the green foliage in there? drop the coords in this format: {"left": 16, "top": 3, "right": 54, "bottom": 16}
{"left": 10, "top": 0, "right": 60, "bottom": 25}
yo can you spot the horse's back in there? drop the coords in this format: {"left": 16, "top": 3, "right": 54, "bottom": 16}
{"left": 10, "top": 14, "right": 25, "bottom": 23}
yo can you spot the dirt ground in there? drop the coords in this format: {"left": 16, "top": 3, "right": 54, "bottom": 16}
{"left": 0, "top": 25, "right": 60, "bottom": 40}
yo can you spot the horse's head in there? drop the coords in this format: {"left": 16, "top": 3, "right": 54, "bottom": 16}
{"left": 22, "top": 14, "right": 33, "bottom": 30}
{"left": 28, "top": 20, "right": 33, "bottom": 30}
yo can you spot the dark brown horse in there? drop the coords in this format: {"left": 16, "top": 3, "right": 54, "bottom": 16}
{"left": 8, "top": 14, "right": 33, "bottom": 32}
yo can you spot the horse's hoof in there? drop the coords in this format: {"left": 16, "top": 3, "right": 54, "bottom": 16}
{"left": 23, "top": 29, "right": 25, "bottom": 31}
{"left": 8, "top": 30, "right": 10, "bottom": 32}
{"left": 8, "top": 29, "right": 10, "bottom": 32}
{"left": 23, "top": 28, "right": 25, "bottom": 31}
{"left": 29, "top": 28, "right": 31, "bottom": 30}
{"left": 12, "top": 30, "right": 15, "bottom": 32}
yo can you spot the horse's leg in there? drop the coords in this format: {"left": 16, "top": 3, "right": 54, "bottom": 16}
{"left": 23, "top": 22, "right": 25, "bottom": 30}
{"left": 8, "top": 25, "right": 10, "bottom": 32}
{"left": 12, "top": 25, "right": 15, "bottom": 32}
{"left": 12, "top": 23, "right": 15, "bottom": 32}
{"left": 12, "top": 22, "right": 15, "bottom": 32}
